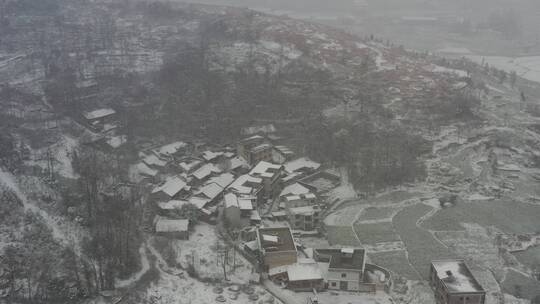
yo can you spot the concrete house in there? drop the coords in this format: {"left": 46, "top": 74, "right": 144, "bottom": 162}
{"left": 227, "top": 174, "right": 264, "bottom": 204}
{"left": 223, "top": 192, "right": 256, "bottom": 229}
{"left": 237, "top": 135, "right": 267, "bottom": 163}
{"left": 430, "top": 260, "right": 486, "bottom": 304}
{"left": 82, "top": 108, "right": 116, "bottom": 130}
{"left": 249, "top": 161, "right": 283, "bottom": 199}
{"left": 314, "top": 248, "right": 366, "bottom": 291}
{"left": 249, "top": 144, "right": 273, "bottom": 166}
{"left": 285, "top": 259, "right": 325, "bottom": 292}
{"left": 279, "top": 183, "right": 321, "bottom": 231}
{"left": 272, "top": 146, "right": 295, "bottom": 164}
{"left": 256, "top": 227, "right": 298, "bottom": 271}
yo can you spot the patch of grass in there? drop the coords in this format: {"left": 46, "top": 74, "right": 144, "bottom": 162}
{"left": 354, "top": 222, "right": 400, "bottom": 244}
{"left": 368, "top": 251, "right": 420, "bottom": 280}
{"left": 422, "top": 200, "right": 540, "bottom": 234}
{"left": 358, "top": 206, "right": 396, "bottom": 221}
{"left": 326, "top": 226, "right": 360, "bottom": 247}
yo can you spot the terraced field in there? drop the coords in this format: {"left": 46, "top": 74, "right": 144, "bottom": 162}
{"left": 368, "top": 251, "right": 420, "bottom": 280}
{"left": 358, "top": 206, "right": 397, "bottom": 221}
{"left": 326, "top": 226, "right": 360, "bottom": 247}
{"left": 354, "top": 222, "right": 400, "bottom": 245}
{"left": 422, "top": 200, "right": 540, "bottom": 234}
{"left": 392, "top": 203, "right": 456, "bottom": 279}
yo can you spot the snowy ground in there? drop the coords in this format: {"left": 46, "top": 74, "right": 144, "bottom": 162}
{"left": 0, "top": 168, "right": 86, "bottom": 253}
{"left": 171, "top": 223, "right": 258, "bottom": 284}
{"left": 467, "top": 55, "right": 540, "bottom": 84}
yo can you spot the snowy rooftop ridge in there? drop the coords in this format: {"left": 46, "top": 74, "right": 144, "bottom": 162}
{"left": 152, "top": 176, "right": 187, "bottom": 197}
{"left": 432, "top": 260, "right": 484, "bottom": 294}
{"left": 83, "top": 108, "right": 116, "bottom": 120}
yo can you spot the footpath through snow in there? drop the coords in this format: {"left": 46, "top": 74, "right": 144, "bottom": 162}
{"left": 0, "top": 168, "right": 82, "bottom": 253}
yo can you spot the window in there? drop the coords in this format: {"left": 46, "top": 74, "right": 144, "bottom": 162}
{"left": 331, "top": 282, "right": 337, "bottom": 287}
{"left": 341, "top": 273, "right": 347, "bottom": 278}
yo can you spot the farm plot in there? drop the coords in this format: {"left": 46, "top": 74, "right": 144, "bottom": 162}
{"left": 501, "top": 269, "right": 540, "bottom": 300}
{"left": 433, "top": 224, "right": 502, "bottom": 272}
{"left": 421, "top": 200, "right": 540, "bottom": 234}
{"left": 393, "top": 203, "right": 456, "bottom": 279}
{"left": 326, "top": 225, "right": 360, "bottom": 247}
{"left": 370, "top": 190, "right": 423, "bottom": 205}
{"left": 358, "top": 206, "right": 397, "bottom": 221}
{"left": 367, "top": 251, "right": 420, "bottom": 280}
{"left": 354, "top": 222, "right": 401, "bottom": 245}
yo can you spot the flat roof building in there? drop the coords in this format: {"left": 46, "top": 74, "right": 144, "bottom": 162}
{"left": 430, "top": 260, "right": 485, "bottom": 304}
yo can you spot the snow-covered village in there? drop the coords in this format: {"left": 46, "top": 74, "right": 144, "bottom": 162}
{"left": 1, "top": 1, "right": 540, "bottom": 304}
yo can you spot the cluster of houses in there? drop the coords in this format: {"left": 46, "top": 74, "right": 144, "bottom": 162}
{"left": 126, "top": 124, "right": 341, "bottom": 242}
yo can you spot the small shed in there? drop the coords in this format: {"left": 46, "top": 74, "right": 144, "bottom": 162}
{"left": 154, "top": 216, "right": 190, "bottom": 240}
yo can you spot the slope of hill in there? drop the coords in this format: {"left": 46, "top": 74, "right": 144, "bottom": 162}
{"left": 1, "top": 1, "right": 540, "bottom": 303}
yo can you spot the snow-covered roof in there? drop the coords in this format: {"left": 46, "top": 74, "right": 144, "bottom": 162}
{"left": 284, "top": 157, "right": 321, "bottom": 173}
{"left": 228, "top": 174, "right": 263, "bottom": 194}
{"left": 157, "top": 141, "right": 187, "bottom": 156}
{"left": 257, "top": 227, "right": 296, "bottom": 252}
{"left": 143, "top": 154, "right": 167, "bottom": 167}
{"left": 152, "top": 177, "right": 187, "bottom": 197}
{"left": 288, "top": 205, "right": 318, "bottom": 215}
{"left": 274, "top": 145, "right": 295, "bottom": 155}
{"left": 205, "top": 173, "right": 235, "bottom": 188}
{"left": 262, "top": 234, "right": 279, "bottom": 243}
{"left": 179, "top": 159, "right": 202, "bottom": 172}
{"left": 106, "top": 135, "right": 127, "bottom": 149}
{"left": 188, "top": 196, "right": 210, "bottom": 209}
{"left": 432, "top": 260, "right": 484, "bottom": 293}
{"left": 340, "top": 248, "right": 354, "bottom": 254}
{"left": 201, "top": 151, "right": 224, "bottom": 161}
{"left": 269, "top": 265, "right": 288, "bottom": 277}
{"left": 136, "top": 162, "right": 158, "bottom": 177}
{"left": 83, "top": 108, "right": 116, "bottom": 120}
{"left": 238, "top": 198, "right": 254, "bottom": 211}
{"left": 244, "top": 240, "right": 259, "bottom": 251}
{"left": 158, "top": 200, "right": 189, "bottom": 210}
{"left": 224, "top": 192, "right": 253, "bottom": 210}
{"left": 280, "top": 183, "right": 311, "bottom": 197}
{"left": 240, "top": 135, "right": 265, "bottom": 143}
{"left": 251, "top": 143, "right": 272, "bottom": 153}
{"left": 197, "top": 182, "right": 224, "bottom": 200}
{"left": 224, "top": 193, "right": 239, "bottom": 209}
{"left": 250, "top": 210, "right": 261, "bottom": 221}
{"left": 229, "top": 156, "right": 248, "bottom": 170}
{"left": 250, "top": 161, "right": 282, "bottom": 177}
{"left": 192, "top": 163, "right": 221, "bottom": 180}
{"left": 287, "top": 259, "right": 323, "bottom": 282}
{"left": 272, "top": 211, "right": 287, "bottom": 217}
{"left": 155, "top": 217, "right": 189, "bottom": 233}
{"left": 241, "top": 124, "right": 276, "bottom": 136}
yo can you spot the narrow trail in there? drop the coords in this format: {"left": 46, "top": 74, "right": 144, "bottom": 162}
{"left": 0, "top": 168, "right": 77, "bottom": 251}
{"left": 115, "top": 244, "right": 151, "bottom": 288}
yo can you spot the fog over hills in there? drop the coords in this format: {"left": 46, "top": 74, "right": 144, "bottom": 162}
{"left": 0, "top": 1, "right": 540, "bottom": 304}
